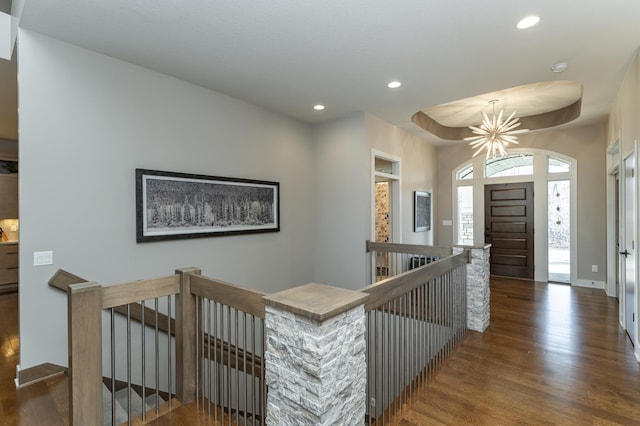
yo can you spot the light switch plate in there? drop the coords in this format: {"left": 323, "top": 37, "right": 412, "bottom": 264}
{"left": 33, "top": 251, "right": 53, "bottom": 266}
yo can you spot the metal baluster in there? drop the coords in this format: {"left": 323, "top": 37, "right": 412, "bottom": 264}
{"left": 409, "top": 287, "right": 414, "bottom": 400}
{"left": 389, "top": 300, "right": 393, "bottom": 425}
{"left": 111, "top": 308, "right": 116, "bottom": 426}
{"left": 261, "top": 318, "right": 266, "bottom": 426}
{"left": 365, "top": 311, "right": 370, "bottom": 425}
{"left": 168, "top": 295, "right": 172, "bottom": 410}
{"left": 213, "top": 301, "right": 218, "bottom": 423}
{"left": 374, "top": 307, "right": 379, "bottom": 425}
{"left": 444, "top": 272, "right": 449, "bottom": 358}
{"left": 420, "top": 284, "right": 425, "bottom": 389}
{"left": 235, "top": 309, "right": 240, "bottom": 425}
{"left": 206, "top": 299, "right": 211, "bottom": 416}
{"left": 463, "top": 265, "right": 468, "bottom": 337}
{"left": 141, "top": 301, "right": 146, "bottom": 422}
{"left": 195, "top": 296, "right": 200, "bottom": 407}
{"left": 127, "top": 304, "right": 132, "bottom": 425}
{"left": 430, "top": 279, "right": 435, "bottom": 378}
{"left": 154, "top": 298, "right": 159, "bottom": 416}
{"left": 382, "top": 303, "right": 387, "bottom": 425}
{"left": 437, "top": 277, "right": 442, "bottom": 372}
{"left": 400, "top": 292, "right": 405, "bottom": 408}
{"left": 243, "top": 312, "right": 248, "bottom": 425}
{"left": 227, "top": 306, "right": 232, "bottom": 426}
{"left": 251, "top": 314, "right": 256, "bottom": 426}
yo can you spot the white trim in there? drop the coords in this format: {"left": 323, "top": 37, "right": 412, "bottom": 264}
{"left": 452, "top": 148, "right": 577, "bottom": 284}
{"left": 606, "top": 134, "right": 621, "bottom": 297}
{"left": 574, "top": 279, "right": 606, "bottom": 289}
{"left": 635, "top": 139, "right": 640, "bottom": 354}
{"left": 620, "top": 143, "right": 639, "bottom": 351}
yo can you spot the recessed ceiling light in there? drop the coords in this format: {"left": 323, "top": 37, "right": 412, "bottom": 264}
{"left": 517, "top": 16, "right": 540, "bottom": 29}
{"left": 551, "top": 62, "right": 569, "bottom": 73}
{"left": 387, "top": 80, "right": 402, "bottom": 89}
{"left": 313, "top": 104, "right": 325, "bottom": 111}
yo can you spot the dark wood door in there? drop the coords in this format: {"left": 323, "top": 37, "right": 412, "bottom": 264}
{"left": 484, "top": 182, "right": 534, "bottom": 279}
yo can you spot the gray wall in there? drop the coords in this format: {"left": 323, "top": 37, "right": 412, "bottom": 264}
{"left": 365, "top": 113, "right": 437, "bottom": 246}
{"left": 435, "top": 123, "right": 607, "bottom": 283}
{"left": 17, "top": 30, "right": 440, "bottom": 370}
{"left": 312, "top": 114, "right": 368, "bottom": 289}
{"left": 310, "top": 113, "right": 440, "bottom": 289}
{"left": 18, "top": 30, "right": 316, "bottom": 369}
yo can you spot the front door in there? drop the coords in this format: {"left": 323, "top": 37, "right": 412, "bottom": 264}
{"left": 485, "top": 182, "right": 534, "bottom": 279}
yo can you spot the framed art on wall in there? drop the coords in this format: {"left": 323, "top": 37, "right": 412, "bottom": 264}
{"left": 136, "top": 169, "right": 280, "bottom": 242}
{"left": 414, "top": 191, "right": 431, "bottom": 232}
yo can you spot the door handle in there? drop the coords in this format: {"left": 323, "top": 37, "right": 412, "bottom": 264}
{"left": 620, "top": 249, "right": 630, "bottom": 258}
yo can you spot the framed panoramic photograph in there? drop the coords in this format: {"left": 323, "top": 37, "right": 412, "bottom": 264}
{"left": 136, "top": 169, "right": 280, "bottom": 242}
{"left": 414, "top": 191, "right": 431, "bottom": 232}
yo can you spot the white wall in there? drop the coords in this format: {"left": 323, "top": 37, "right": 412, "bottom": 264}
{"left": 18, "top": 30, "right": 315, "bottom": 369}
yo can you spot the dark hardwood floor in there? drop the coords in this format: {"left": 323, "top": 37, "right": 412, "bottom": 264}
{"left": 2, "top": 278, "right": 639, "bottom": 425}
{"left": 0, "top": 291, "right": 68, "bottom": 425}
{"left": 397, "top": 277, "right": 640, "bottom": 425}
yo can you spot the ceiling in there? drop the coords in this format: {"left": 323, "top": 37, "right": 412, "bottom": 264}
{"left": 3, "top": 1, "right": 640, "bottom": 144}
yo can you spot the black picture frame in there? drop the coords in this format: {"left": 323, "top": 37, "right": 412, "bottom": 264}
{"left": 136, "top": 169, "right": 280, "bottom": 242}
{"left": 414, "top": 191, "right": 431, "bottom": 232}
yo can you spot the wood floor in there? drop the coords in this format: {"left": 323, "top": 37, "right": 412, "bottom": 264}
{"left": 2, "top": 278, "right": 640, "bottom": 425}
{"left": 0, "top": 291, "right": 69, "bottom": 425}
{"left": 396, "top": 277, "right": 640, "bottom": 425}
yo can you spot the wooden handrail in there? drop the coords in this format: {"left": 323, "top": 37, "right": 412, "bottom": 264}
{"left": 48, "top": 269, "right": 87, "bottom": 292}
{"left": 101, "top": 275, "right": 179, "bottom": 309}
{"left": 190, "top": 274, "right": 267, "bottom": 319}
{"left": 52, "top": 268, "right": 264, "bottom": 373}
{"left": 49, "top": 269, "right": 178, "bottom": 333}
{"left": 366, "top": 240, "right": 454, "bottom": 258}
{"left": 359, "top": 251, "right": 468, "bottom": 312}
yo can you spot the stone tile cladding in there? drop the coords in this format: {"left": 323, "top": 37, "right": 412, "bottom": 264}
{"left": 264, "top": 304, "right": 366, "bottom": 425}
{"left": 454, "top": 246, "right": 490, "bottom": 332}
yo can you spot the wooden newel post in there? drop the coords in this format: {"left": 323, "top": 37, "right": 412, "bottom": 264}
{"left": 68, "top": 282, "right": 102, "bottom": 426}
{"left": 175, "top": 267, "right": 201, "bottom": 404}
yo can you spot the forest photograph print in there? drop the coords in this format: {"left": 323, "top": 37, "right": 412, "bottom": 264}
{"left": 136, "top": 169, "right": 280, "bottom": 242}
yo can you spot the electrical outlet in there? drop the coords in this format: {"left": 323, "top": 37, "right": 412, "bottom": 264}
{"left": 592, "top": 265, "right": 598, "bottom": 272}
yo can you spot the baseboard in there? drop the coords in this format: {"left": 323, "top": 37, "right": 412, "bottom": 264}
{"left": 15, "top": 362, "right": 67, "bottom": 388}
{"left": 574, "top": 279, "right": 606, "bottom": 290}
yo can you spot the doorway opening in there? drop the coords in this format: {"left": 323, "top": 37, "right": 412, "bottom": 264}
{"left": 372, "top": 151, "right": 401, "bottom": 281}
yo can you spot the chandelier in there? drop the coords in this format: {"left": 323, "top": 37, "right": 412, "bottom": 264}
{"left": 465, "top": 99, "right": 529, "bottom": 159}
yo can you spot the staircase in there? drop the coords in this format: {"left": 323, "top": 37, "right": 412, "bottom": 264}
{"left": 101, "top": 381, "right": 172, "bottom": 426}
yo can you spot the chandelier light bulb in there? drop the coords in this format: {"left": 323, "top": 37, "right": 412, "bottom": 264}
{"left": 464, "top": 100, "right": 529, "bottom": 159}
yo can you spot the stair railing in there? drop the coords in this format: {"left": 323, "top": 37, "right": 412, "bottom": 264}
{"left": 362, "top": 241, "right": 470, "bottom": 425}
{"left": 62, "top": 241, "right": 480, "bottom": 425}
{"left": 190, "top": 273, "right": 267, "bottom": 425}
{"left": 68, "top": 272, "right": 183, "bottom": 425}
{"left": 64, "top": 267, "right": 268, "bottom": 425}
